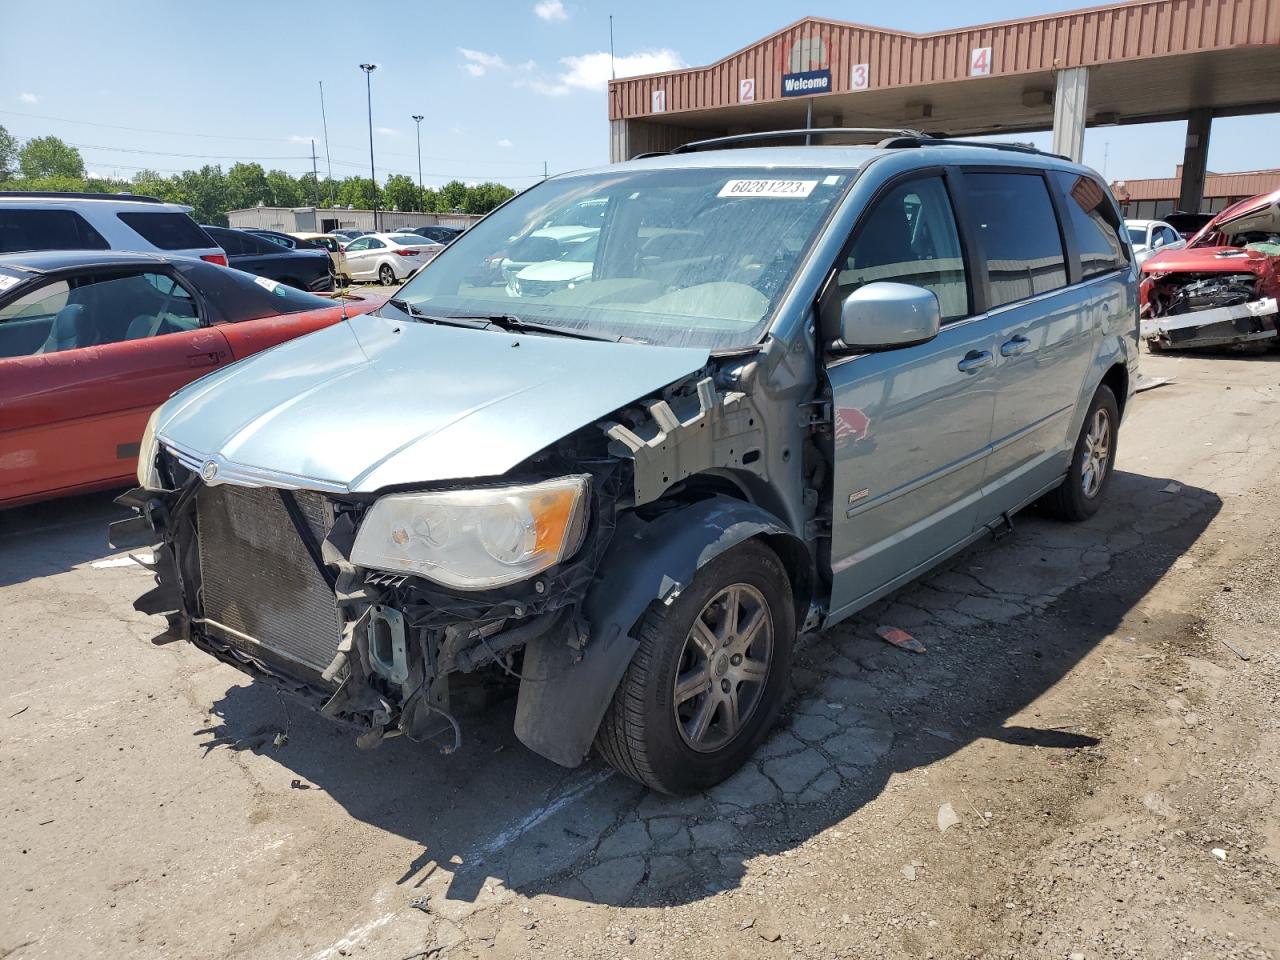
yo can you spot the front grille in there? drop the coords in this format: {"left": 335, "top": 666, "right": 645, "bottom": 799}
{"left": 196, "top": 485, "right": 343, "bottom": 677}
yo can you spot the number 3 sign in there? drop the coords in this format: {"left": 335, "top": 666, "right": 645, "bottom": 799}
{"left": 850, "top": 63, "right": 870, "bottom": 90}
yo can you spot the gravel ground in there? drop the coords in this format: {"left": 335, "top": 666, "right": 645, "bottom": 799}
{"left": 1, "top": 351, "right": 1278, "bottom": 960}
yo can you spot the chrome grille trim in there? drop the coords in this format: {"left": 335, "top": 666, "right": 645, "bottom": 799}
{"left": 162, "top": 437, "right": 350, "bottom": 494}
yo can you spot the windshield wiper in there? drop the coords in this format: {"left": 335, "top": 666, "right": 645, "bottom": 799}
{"left": 471, "top": 313, "right": 623, "bottom": 343}
{"left": 386, "top": 298, "right": 488, "bottom": 330}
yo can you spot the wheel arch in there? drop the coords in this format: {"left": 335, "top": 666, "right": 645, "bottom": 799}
{"left": 1100, "top": 361, "right": 1129, "bottom": 420}
{"left": 513, "top": 494, "right": 810, "bottom": 768}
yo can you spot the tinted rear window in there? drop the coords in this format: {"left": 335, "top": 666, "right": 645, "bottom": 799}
{"left": 117, "top": 211, "right": 215, "bottom": 251}
{"left": 0, "top": 209, "right": 110, "bottom": 254}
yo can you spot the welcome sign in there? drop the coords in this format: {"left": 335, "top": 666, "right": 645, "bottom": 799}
{"left": 781, "top": 69, "right": 831, "bottom": 97}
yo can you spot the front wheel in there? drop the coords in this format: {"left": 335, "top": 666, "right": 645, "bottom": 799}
{"left": 1043, "top": 384, "right": 1120, "bottom": 522}
{"left": 594, "top": 539, "right": 795, "bottom": 795}
{"left": 378, "top": 264, "right": 396, "bottom": 286}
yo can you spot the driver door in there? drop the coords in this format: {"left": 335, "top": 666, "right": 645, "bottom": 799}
{"left": 824, "top": 171, "right": 999, "bottom": 618}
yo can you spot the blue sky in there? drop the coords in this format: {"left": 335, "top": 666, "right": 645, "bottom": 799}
{"left": 2, "top": 0, "right": 1275, "bottom": 189}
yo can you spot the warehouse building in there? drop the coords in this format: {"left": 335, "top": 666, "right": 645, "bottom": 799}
{"left": 226, "top": 206, "right": 481, "bottom": 234}
{"left": 1112, "top": 165, "right": 1280, "bottom": 218}
{"left": 607, "top": 0, "right": 1280, "bottom": 212}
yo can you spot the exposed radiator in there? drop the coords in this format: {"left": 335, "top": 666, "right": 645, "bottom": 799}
{"left": 196, "top": 485, "right": 343, "bottom": 676}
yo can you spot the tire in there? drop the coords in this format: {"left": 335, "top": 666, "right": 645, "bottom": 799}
{"left": 595, "top": 539, "right": 795, "bottom": 795}
{"left": 1042, "top": 384, "right": 1120, "bottom": 522}
{"left": 378, "top": 264, "right": 396, "bottom": 286}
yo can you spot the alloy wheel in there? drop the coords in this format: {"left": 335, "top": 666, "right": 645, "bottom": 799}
{"left": 1080, "top": 407, "right": 1111, "bottom": 499}
{"left": 673, "top": 583, "right": 774, "bottom": 753}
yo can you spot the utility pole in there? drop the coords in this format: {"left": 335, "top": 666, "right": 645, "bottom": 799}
{"left": 310, "top": 140, "right": 321, "bottom": 206}
{"left": 609, "top": 15, "right": 616, "bottom": 79}
{"left": 543, "top": 160, "right": 548, "bottom": 180}
{"left": 319, "top": 80, "right": 334, "bottom": 206}
{"left": 359, "top": 63, "right": 379, "bottom": 231}
{"left": 412, "top": 114, "right": 425, "bottom": 209}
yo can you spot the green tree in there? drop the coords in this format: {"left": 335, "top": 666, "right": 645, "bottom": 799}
{"left": 18, "top": 136, "right": 85, "bottom": 179}
{"left": 130, "top": 169, "right": 178, "bottom": 201}
{"left": 419, "top": 187, "right": 440, "bottom": 213}
{"left": 266, "top": 169, "right": 302, "bottom": 207}
{"left": 463, "top": 182, "right": 515, "bottom": 215}
{"left": 383, "top": 174, "right": 420, "bottom": 212}
{"left": 0, "top": 125, "right": 18, "bottom": 182}
{"left": 171, "top": 165, "right": 229, "bottom": 225}
{"left": 438, "top": 180, "right": 468, "bottom": 212}
{"left": 225, "top": 162, "right": 271, "bottom": 210}
{"left": 296, "top": 172, "right": 323, "bottom": 206}
{"left": 336, "top": 177, "right": 376, "bottom": 209}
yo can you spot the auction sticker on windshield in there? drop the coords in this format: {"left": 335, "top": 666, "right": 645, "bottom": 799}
{"left": 253, "top": 276, "right": 280, "bottom": 292}
{"left": 718, "top": 179, "right": 818, "bottom": 199}
{"left": 0, "top": 274, "right": 21, "bottom": 292}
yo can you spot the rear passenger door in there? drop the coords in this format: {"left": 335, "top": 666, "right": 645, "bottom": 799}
{"left": 960, "top": 168, "right": 1096, "bottom": 517}
{"left": 0, "top": 269, "right": 230, "bottom": 504}
{"left": 825, "top": 170, "right": 1000, "bottom": 617}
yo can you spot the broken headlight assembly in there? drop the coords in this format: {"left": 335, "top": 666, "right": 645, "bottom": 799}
{"left": 350, "top": 475, "right": 591, "bottom": 590}
{"left": 136, "top": 407, "right": 166, "bottom": 491}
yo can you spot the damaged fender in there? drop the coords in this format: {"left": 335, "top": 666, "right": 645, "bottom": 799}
{"left": 514, "top": 494, "right": 806, "bottom": 767}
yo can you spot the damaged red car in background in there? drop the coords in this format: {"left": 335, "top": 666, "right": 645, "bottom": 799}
{"left": 1140, "top": 187, "right": 1280, "bottom": 352}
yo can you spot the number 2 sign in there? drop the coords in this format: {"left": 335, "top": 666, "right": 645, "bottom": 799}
{"left": 739, "top": 78, "right": 755, "bottom": 103}
{"left": 850, "top": 63, "right": 870, "bottom": 90}
{"left": 970, "top": 46, "right": 992, "bottom": 76}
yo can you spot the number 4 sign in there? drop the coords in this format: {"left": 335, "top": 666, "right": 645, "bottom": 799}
{"left": 739, "top": 78, "right": 755, "bottom": 103}
{"left": 970, "top": 46, "right": 992, "bottom": 76}
{"left": 850, "top": 63, "right": 870, "bottom": 90}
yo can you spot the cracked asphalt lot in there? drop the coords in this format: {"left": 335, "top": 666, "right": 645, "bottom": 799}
{"left": 2, "top": 351, "right": 1279, "bottom": 959}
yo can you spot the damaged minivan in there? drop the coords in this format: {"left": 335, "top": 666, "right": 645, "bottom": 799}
{"left": 115, "top": 133, "right": 1138, "bottom": 794}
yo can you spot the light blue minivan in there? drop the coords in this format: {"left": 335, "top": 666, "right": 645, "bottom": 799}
{"left": 118, "top": 131, "right": 1138, "bottom": 794}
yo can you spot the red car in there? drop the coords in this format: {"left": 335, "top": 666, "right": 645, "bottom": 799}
{"left": 0, "top": 251, "right": 383, "bottom": 508}
{"left": 1140, "top": 188, "right": 1280, "bottom": 351}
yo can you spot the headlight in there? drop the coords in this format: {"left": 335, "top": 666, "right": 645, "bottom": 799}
{"left": 136, "top": 407, "right": 165, "bottom": 490}
{"left": 350, "top": 476, "right": 590, "bottom": 590}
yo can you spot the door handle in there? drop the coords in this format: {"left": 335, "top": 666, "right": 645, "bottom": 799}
{"left": 957, "top": 350, "right": 993, "bottom": 374}
{"left": 999, "top": 335, "right": 1030, "bottom": 357}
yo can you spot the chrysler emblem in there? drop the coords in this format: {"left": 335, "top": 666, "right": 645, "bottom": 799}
{"left": 201, "top": 459, "right": 220, "bottom": 483}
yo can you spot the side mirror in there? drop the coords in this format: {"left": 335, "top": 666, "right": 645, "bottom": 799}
{"left": 838, "top": 282, "right": 942, "bottom": 350}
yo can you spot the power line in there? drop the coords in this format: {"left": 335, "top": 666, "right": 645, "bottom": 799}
{"left": 63, "top": 141, "right": 311, "bottom": 161}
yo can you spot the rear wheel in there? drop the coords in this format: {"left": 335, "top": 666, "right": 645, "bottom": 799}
{"left": 1043, "top": 384, "right": 1120, "bottom": 522}
{"left": 378, "top": 264, "right": 396, "bottom": 286}
{"left": 594, "top": 539, "right": 794, "bottom": 795}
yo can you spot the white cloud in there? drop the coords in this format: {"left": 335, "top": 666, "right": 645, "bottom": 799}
{"left": 496, "top": 138, "right": 513, "bottom": 148}
{"left": 521, "top": 48, "right": 684, "bottom": 96}
{"left": 458, "top": 48, "right": 510, "bottom": 77}
{"left": 19, "top": 92, "right": 37, "bottom": 103}
{"left": 375, "top": 126, "right": 401, "bottom": 136}
{"left": 534, "top": 0, "right": 567, "bottom": 21}
{"left": 288, "top": 134, "right": 317, "bottom": 144}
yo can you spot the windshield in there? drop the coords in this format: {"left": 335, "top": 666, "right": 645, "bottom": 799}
{"left": 392, "top": 166, "right": 852, "bottom": 349}
{"left": 1127, "top": 226, "right": 1147, "bottom": 245}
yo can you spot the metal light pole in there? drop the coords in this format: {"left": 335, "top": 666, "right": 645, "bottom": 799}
{"left": 359, "top": 63, "right": 378, "bottom": 231}
{"left": 412, "top": 114, "right": 424, "bottom": 210}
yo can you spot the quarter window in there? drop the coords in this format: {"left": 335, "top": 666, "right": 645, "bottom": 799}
{"left": 117, "top": 212, "right": 215, "bottom": 251}
{"left": 1051, "top": 171, "right": 1129, "bottom": 278}
{"left": 964, "top": 172, "right": 1067, "bottom": 308}
{"left": 834, "top": 175, "right": 970, "bottom": 322}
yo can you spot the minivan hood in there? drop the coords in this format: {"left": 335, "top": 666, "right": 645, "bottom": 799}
{"left": 155, "top": 311, "right": 709, "bottom": 493}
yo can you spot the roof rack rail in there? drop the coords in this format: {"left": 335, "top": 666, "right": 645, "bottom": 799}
{"left": 0, "top": 190, "right": 166, "bottom": 203}
{"left": 670, "top": 128, "right": 929, "bottom": 153}
{"left": 878, "top": 135, "right": 1068, "bottom": 161}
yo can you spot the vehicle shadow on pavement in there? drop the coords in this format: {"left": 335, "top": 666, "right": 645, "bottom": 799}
{"left": 0, "top": 490, "right": 130, "bottom": 587}
{"left": 199, "top": 468, "right": 1220, "bottom": 911}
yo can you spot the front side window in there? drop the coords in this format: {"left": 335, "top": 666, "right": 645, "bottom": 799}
{"left": 833, "top": 175, "right": 969, "bottom": 322}
{"left": 1051, "top": 171, "right": 1129, "bottom": 278}
{"left": 0, "top": 270, "right": 198, "bottom": 357}
{"left": 345, "top": 237, "right": 370, "bottom": 252}
{"left": 364, "top": 238, "right": 386, "bottom": 250}
{"left": 965, "top": 172, "right": 1067, "bottom": 308}
{"left": 0, "top": 209, "right": 110, "bottom": 254}
{"left": 396, "top": 166, "right": 852, "bottom": 349}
